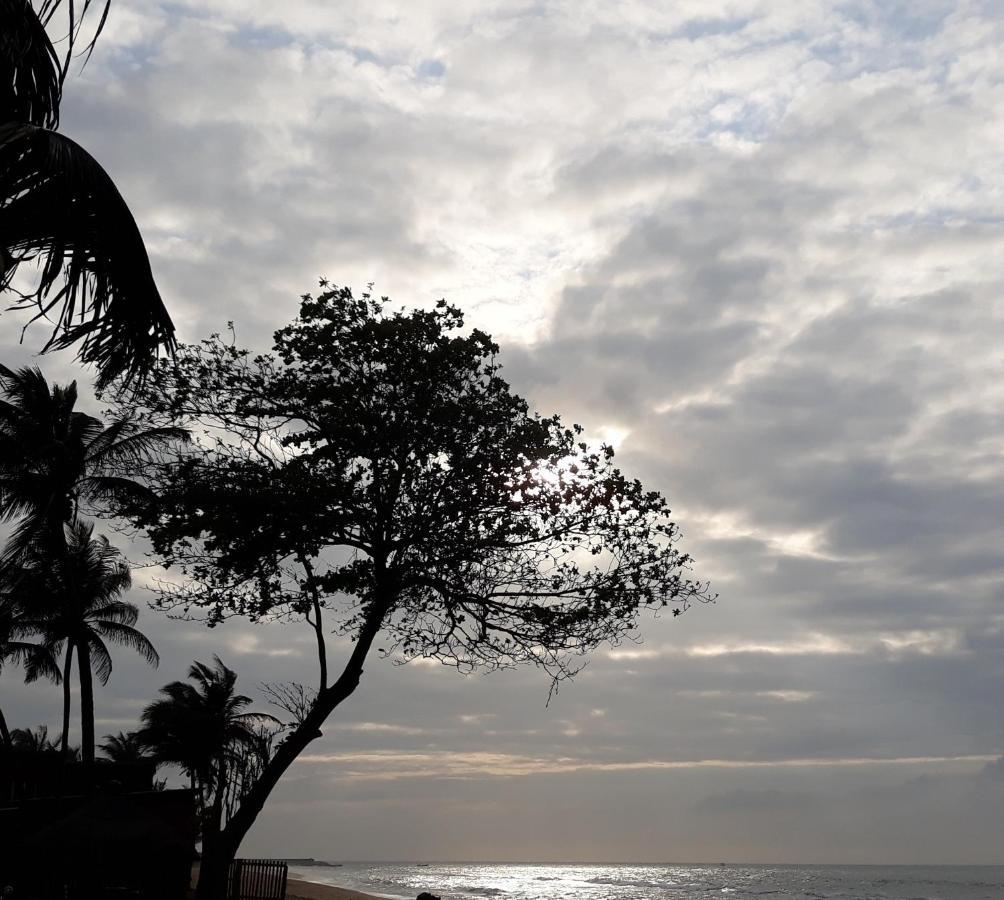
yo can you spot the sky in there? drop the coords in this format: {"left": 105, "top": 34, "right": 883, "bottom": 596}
{"left": 2, "top": 0, "right": 1004, "bottom": 865}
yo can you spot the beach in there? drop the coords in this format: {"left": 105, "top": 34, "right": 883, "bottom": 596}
{"left": 287, "top": 879, "right": 383, "bottom": 900}
{"left": 287, "top": 879, "right": 384, "bottom": 900}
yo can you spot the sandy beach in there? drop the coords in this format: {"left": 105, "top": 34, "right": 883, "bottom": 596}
{"left": 286, "top": 878, "right": 385, "bottom": 900}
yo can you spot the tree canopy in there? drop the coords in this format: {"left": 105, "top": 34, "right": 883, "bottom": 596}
{"left": 116, "top": 285, "right": 712, "bottom": 898}
{"left": 127, "top": 286, "right": 710, "bottom": 682}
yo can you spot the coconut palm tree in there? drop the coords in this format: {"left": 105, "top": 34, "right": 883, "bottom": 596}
{"left": 12, "top": 520, "right": 159, "bottom": 764}
{"left": 0, "top": 365, "right": 182, "bottom": 751}
{"left": 1, "top": 0, "right": 175, "bottom": 385}
{"left": 0, "top": 363, "right": 186, "bottom": 563}
{"left": 139, "top": 656, "right": 278, "bottom": 884}
{"left": 140, "top": 657, "right": 272, "bottom": 793}
{"left": 98, "top": 729, "right": 147, "bottom": 762}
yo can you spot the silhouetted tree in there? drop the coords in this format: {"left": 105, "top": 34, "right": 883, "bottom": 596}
{"left": 98, "top": 729, "right": 147, "bottom": 762}
{"left": 9, "top": 723, "right": 59, "bottom": 754}
{"left": 9, "top": 520, "right": 159, "bottom": 763}
{"left": 139, "top": 657, "right": 278, "bottom": 857}
{"left": 0, "top": 363, "right": 183, "bottom": 749}
{"left": 0, "top": 0, "right": 175, "bottom": 384}
{"left": 0, "top": 364, "right": 186, "bottom": 560}
{"left": 120, "top": 285, "right": 713, "bottom": 899}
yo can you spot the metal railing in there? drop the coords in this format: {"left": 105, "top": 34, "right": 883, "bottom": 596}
{"left": 227, "top": 859, "right": 288, "bottom": 900}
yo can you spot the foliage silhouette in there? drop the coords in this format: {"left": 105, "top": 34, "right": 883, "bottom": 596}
{"left": 98, "top": 728, "right": 147, "bottom": 762}
{"left": 119, "top": 284, "right": 713, "bottom": 899}
{"left": 10, "top": 722, "right": 59, "bottom": 753}
{"left": 0, "top": 363, "right": 187, "bottom": 561}
{"left": 0, "top": 0, "right": 175, "bottom": 385}
{"left": 139, "top": 657, "right": 278, "bottom": 856}
{"left": 6, "top": 520, "right": 159, "bottom": 764}
{"left": 0, "top": 362, "right": 182, "bottom": 751}
{"left": 0, "top": 577, "right": 61, "bottom": 747}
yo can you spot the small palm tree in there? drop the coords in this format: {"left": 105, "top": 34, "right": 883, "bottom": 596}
{"left": 1, "top": 0, "right": 175, "bottom": 385}
{"left": 13, "top": 521, "right": 159, "bottom": 764}
{"left": 9, "top": 724, "right": 59, "bottom": 754}
{"left": 99, "top": 729, "right": 147, "bottom": 762}
{"left": 140, "top": 658, "right": 278, "bottom": 842}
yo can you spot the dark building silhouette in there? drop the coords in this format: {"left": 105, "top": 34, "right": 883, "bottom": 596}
{"left": 0, "top": 750, "right": 197, "bottom": 899}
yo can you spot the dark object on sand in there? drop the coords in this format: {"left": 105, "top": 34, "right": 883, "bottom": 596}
{"left": 417, "top": 893, "right": 442, "bottom": 900}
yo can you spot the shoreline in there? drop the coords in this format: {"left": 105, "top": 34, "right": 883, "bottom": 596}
{"left": 287, "top": 878, "right": 386, "bottom": 900}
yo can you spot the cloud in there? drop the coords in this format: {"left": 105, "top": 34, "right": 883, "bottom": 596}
{"left": 3, "top": 0, "right": 1004, "bottom": 864}
{"left": 296, "top": 749, "right": 997, "bottom": 781}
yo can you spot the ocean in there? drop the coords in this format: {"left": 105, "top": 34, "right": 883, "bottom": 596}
{"left": 286, "top": 862, "right": 1004, "bottom": 900}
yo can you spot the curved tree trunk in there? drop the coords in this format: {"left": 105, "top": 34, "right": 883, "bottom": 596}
{"left": 77, "top": 640, "right": 95, "bottom": 765}
{"left": 0, "top": 704, "right": 10, "bottom": 748}
{"left": 60, "top": 641, "right": 74, "bottom": 753}
{"left": 195, "top": 599, "right": 389, "bottom": 900}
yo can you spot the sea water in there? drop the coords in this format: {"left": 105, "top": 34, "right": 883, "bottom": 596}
{"left": 286, "top": 862, "right": 1004, "bottom": 900}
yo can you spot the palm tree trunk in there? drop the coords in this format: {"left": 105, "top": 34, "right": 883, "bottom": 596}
{"left": 60, "top": 641, "right": 74, "bottom": 753}
{"left": 77, "top": 640, "right": 95, "bottom": 766}
{"left": 0, "top": 704, "right": 10, "bottom": 748}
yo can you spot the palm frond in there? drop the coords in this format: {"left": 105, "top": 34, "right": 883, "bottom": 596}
{"left": 0, "top": 506, "right": 54, "bottom": 564}
{"left": 87, "top": 598, "right": 138, "bottom": 626}
{"left": 93, "top": 619, "right": 159, "bottom": 667}
{"left": 0, "top": 123, "right": 175, "bottom": 386}
{"left": 85, "top": 423, "right": 189, "bottom": 467}
{"left": 21, "top": 641, "right": 62, "bottom": 683}
{"left": 0, "top": 0, "right": 63, "bottom": 128}
{"left": 76, "top": 474, "right": 157, "bottom": 510}
{"left": 37, "top": 0, "right": 112, "bottom": 79}
{"left": 86, "top": 633, "right": 113, "bottom": 684}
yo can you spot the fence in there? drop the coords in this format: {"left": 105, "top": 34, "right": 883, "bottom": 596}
{"left": 227, "top": 859, "right": 288, "bottom": 900}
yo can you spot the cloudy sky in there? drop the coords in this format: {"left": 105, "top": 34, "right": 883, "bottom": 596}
{"left": 4, "top": 0, "right": 1004, "bottom": 865}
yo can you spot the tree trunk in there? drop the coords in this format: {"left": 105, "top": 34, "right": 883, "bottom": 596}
{"left": 60, "top": 641, "right": 74, "bottom": 754}
{"left": 77, "top": 640, "right": 95, "bottom": 765}
{"left": 0, "top": 704, "right": 10, "bottom": 748}
{"left": 196, "top": 601, "right": 388, "bottom": 899}
{"left": 195, "top": 840, "right": 231, "bottom": 900}
{"left": 196, "top": 784, "right": 228, "bottom": 900}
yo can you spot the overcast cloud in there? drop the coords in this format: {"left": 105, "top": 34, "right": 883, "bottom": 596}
{"left": 2, "top": 0, "right": 1003, "bottom": 864}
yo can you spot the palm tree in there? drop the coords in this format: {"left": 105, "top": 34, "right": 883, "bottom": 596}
{"left": 98, "top": 729, "right": 147, "bottom": 762}
{"left": 0, "top": 365, "right": 181, "bottom": 752}
{"left": 9, "top": 723, "right": 59, "bottom": 754}
{"left": 1, "top": 0, "right": 176, "bottom": 385}
{"left": 0, "top": 584, "right": 61, "bottom": 747}
{"left": 140, "top": 656, "right": 278, "bottom": 886}
{"left": 13, "top": 520, "right": 159, "bottom": 764}
{"left": 0, "top": 364, "right": 186, "bottom": 563}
